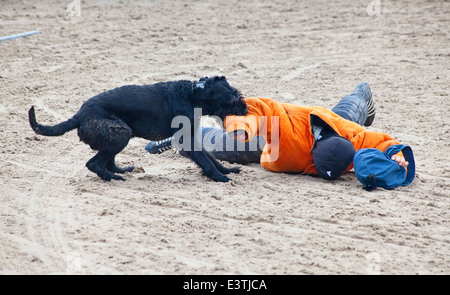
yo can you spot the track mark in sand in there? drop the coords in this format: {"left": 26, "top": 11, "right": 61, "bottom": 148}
{"left": 281, "top": 62, "right": 322, "bottom": 82}
{"left": 22, "top": 143, "right": 86, "bottom": 274}
{"left": 289, "top": 215, "right": 378, "bottom": 243}
{"left": 80, "top": 184, "right": 278, "bottom": 228}
{"left": 5, "top": 159, "right": 61, "bottom": 177}
{"left": 23, "top": 174, "right": 54, "bottom": 270}
{"left": 290, "top": 213, "right": 450, "bottom": 249}
{"left": 39, "top": 64, "right": 66, "bottom": 74}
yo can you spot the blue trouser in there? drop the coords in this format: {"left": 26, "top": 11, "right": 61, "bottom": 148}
{"left": 331, "top": 82, "right": 370, "bottom": 126}
{"left": 193, "top": 126, "right": 265, "bottom": 164}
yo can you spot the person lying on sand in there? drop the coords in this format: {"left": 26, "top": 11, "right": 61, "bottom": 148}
{"left": 146, "top": 82, "right": 408, "bottom": 180}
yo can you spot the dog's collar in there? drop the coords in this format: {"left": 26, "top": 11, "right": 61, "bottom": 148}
{"left": 192, "top": 76, "right": 207, "bottom": 93}
{"left": 190, "top": 81, "right": 201, "bottom": 109}
{"left": 191, "top": 77, "right": 208, "bottom": 108}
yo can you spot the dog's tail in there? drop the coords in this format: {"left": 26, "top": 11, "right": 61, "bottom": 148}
{"left": 28, "top": 106, "right": 79, "bottom": 136}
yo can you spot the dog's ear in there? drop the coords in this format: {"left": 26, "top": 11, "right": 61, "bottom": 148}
{"left": 192, "top": 76, "right": 233, "bottom": 101}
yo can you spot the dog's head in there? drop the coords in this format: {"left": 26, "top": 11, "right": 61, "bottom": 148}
{"left": 192, "top": 76, "right": 248, "bottom": 119}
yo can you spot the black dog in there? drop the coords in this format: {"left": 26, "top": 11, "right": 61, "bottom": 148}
{"left": 28, "top": 76, "right": 248, "bottom": 182}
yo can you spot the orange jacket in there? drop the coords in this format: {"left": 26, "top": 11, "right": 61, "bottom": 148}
{"left": 224, "top": 97, "right": 402, "bottom": 175}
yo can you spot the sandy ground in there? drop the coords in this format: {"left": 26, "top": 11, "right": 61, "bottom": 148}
{"left": 0, "top": 0, "right": 449, "bottom": 275}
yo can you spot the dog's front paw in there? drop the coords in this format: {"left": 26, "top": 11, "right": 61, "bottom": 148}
{"left": 210, "top": 173, "right": 230, "bottom": 182}
{"left": 218, "top": 166, "right": 241, "bottom": 175}
{"left": 227, "top": 167, "right": 241, "bottom": 174}
{"left": 112, "top": 175, "right": 126, "bottom": 181}
{"left": 105, "top": 174, "right": 125, "bottom": 181}
{"left": 112, "top": 165, "right": 134, "bottom": 174}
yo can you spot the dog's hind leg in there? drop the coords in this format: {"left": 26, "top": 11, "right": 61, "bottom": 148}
{"left": 79, "top": 117, "right": 132, "bottom": 181}
{"left": 87, "top": 151, "right": 126, "bottom": 181}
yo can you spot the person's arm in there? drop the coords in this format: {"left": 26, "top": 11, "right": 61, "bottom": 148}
{"left": 223, "top": 98, "right": 275, "bottom": 142}
{"left": 224, "top": 97, "right": 294, "bottom": 145}
{"left": 224, "top": 114, "right": 260, "bottom": 142}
